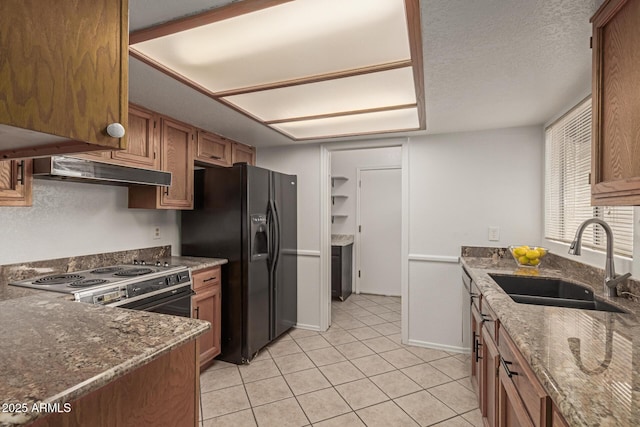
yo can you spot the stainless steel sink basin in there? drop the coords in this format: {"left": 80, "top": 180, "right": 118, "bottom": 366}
{"left": 488, "top": 274, "right": 627, "bottom": 313}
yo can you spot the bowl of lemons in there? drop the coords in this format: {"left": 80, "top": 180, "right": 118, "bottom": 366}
{"left": 508, "top": 245, "right": 548, "bottom": 268}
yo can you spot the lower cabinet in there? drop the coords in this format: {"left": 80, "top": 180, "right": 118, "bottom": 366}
{"left": 192, "top": 266, "right": 222, "bottom": 369}
{"left": 331, "top": 244, "right": 353, "bottom": 301}
{"left": 470, "top": 288, "right": 564, "bottom": 427}
{"left": 32, "top": 340, "right": 199, "bottom": 427}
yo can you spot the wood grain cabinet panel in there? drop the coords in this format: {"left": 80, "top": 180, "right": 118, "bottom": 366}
{"left": 128, "top": 117, "right": 194, "bottom": 210}
{"left": 232, "top": 142, "right": 256, "bottom": 165}
{"left": 481, "top": 324, "right": 499, "bottom": 427}
{"left": 0, "top": 0, "right": 128, "bottom": 159}
{"left": 0, "top": 160, "right": 32, "bottom": 206}
{"left": 111, "top": 104, "right": 159, "bottom": 168}
{"left": 591, "top": 0, "right": 640, "bottom": 205}
{"left": 192, "top": 267, "right": 222, "bottom": 369}
{"left": 196, "top": 131, "right": 232, "bottom": 167}
{"left": 32, "top": 341, "right": 198, "bottom": 427}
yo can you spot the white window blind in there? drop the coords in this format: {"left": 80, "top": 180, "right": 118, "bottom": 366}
{"left": 544, "top": 97, "right": 634, "bottom": 257}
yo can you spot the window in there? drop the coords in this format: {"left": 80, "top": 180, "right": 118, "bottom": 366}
{"left": 545, "top": 97, "right": 633, "bottom": 257}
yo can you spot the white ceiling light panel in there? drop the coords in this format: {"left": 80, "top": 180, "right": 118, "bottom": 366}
{"left": 272, "top": 107, "right": 419, "bottom": 139}
{"left": 131, "top": 0, "right": 411, "bottom": 93}
{"left": 223, "top": 67, "right": 416, "bottom": 122}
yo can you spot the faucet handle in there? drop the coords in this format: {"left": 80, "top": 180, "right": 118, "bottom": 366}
{"left": 606, "top": 272, "right": 631, "bottom": 289}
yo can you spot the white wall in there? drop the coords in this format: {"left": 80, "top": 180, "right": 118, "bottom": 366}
{"left": 330, "top": 147, "right": 402, "bottom": 235}
{"left": 0, "top": 179, "right": 180, "bottom": 264}
{"left": 407, "top": 126, "right": 543, "bottom": 351}
{"left": 258, "top": 125, "right": 544, "bottom": 348}
{"left": 256, "top": 144, "right": 322, "bottom": 330}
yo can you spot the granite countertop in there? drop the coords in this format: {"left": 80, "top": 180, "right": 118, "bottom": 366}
{"left": 0, "top": 248, "right": 215, "bottom": 426}
{"left": 331, "top": 234, "right": 354, "bottom": 246}
{"left": 461, "top": 251, "right": 640, "bottom": 427}
{"left": 160, "top": 256, "right": 228, "bottom": 271}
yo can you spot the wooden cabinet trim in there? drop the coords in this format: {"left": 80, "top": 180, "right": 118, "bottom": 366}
{"left": 0, "top": 159, "right": 32, "bottom": 206}
{"left": 195, "top": 131, "right": 232, "bottom": 167}
{"left": 499, "top": 365, "right": 535, "bottom": 427}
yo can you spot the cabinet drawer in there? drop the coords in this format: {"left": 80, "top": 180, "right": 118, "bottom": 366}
{"left": 498, "top": 328, "right": 550, "bottom": 427}
{"left": 193, "top": 266, "right": 221, "bottom": 291}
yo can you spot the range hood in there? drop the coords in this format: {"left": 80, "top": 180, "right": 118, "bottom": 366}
{"left": 33, "top": 156, "right": 171, "bottom": 187}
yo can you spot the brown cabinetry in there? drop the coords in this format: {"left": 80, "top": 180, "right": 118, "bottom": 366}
{"left": 590, "top": 0, "right": 640, "bottom": 205}
{"left": 33, "top": 340, "right": 199, "bottom": 427}
{"left": 195, "top": 131, "right": 232, "bottom": 167}
{"left": 0, "top": 160, "right": 32, "bottom": 206}
{"left": 74, "top": 104, "right": 159, "bottom": 168}
{"left": 0, "top": 0, "right": 128, "bottom": 160}
{"left": 192, "top": 266, "right": 222, "bottom": 369}
{"left": 469, "top": 282, "right": 554, "bottom": 427}
{"left": 129, "top": 117, "right": 194, "bottom": 210}
{"left": 232, "top": 142, "right": 256, "bottom": 165}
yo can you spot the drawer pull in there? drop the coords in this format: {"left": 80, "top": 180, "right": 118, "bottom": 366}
{"left": 203, "top": 276, "right": 218, "bottom": 283}
{"left": 210, "top": 155, "right": 222, "bottom": 160}
{"left": 481, "top": 314, "right": 493, "bottom": 323}
{"left": 470, "top": 293, "right": 478, "bottom": 305}
{"left": 194, "top": 306, "right": 200, "bottom": 319}
{"left": 475, "top": 336, "right": 483, "bottom": 362}
{"left": 16, "top": 161, "right": 25, "bottom": 185}
{"left": 501, "top": 357, "right": 518, "bottom": 378}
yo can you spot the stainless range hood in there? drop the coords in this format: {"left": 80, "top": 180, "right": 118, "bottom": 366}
{"left": 33, "top": 156, "right": 171, "bottom": 187}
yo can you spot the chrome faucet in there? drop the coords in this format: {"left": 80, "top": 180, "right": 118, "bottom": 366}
{"left": 568, "top": 218, "right": 631, "bottom": 297}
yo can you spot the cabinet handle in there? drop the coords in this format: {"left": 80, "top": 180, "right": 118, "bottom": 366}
{"left": 194, "top": 306, "right": 200, "bottom": 319}
{"left": 481, "top": 314, "right": 493, "bottom": 323}
{"left": 210, "top": 155, "right": 222, "bottom": 160}
{"left": 474, "top": 336, "right": 483, "bottom": 362}
{"left": 500, "top": 357, "right": 518, "bottom": 378}
{"left": 203, "top": 277, "right": 217, "bottom": 283}
{"left": 16, "top": 161, "right": 25, "bottom": 185}
{"left": 106, "top": 123, "right": 126, "bottom": 138}
{"left": 470, "top": 293, "right": 478, "bottom": 305}
{"left": 163, "top": 186, "right": 169, "bottom": 196}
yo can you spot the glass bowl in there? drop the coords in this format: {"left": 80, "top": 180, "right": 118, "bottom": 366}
{"left": 508, "top": 245, "right": 549, "bottom": 268}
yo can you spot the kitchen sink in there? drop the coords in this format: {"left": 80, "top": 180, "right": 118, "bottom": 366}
{"left": 488, "top": 274, "right": 627, "bottom": 313}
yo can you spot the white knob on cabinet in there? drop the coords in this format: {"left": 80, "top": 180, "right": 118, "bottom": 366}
{"left": 106, "top": 123, "right": 125, "bottom": 138}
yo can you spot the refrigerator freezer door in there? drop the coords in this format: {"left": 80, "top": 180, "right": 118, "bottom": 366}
{"left": 245, "top": 166, "right": 272, "bottom": 358}
{"left": 271, "top": 172, "right": 298, "bottom": 339}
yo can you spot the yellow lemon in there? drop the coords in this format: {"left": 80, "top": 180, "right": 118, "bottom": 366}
{"left": 514, "top": 247, "right": 528, "bottom": 257}
{"left": 529, "top": 258, "right": 540, "bottom": 266}
{"left": 535, "top": 247, "right": 547, "bottom": 258}
{"left": 518, "top": 256, "right": 529, "bottom": 265}
{"left": 526, "top": 249, "right": 541, "bottom": 260}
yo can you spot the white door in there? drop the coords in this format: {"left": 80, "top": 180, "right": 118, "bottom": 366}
{"left": 357, "top": 168, "right": 402, "bottom": 296}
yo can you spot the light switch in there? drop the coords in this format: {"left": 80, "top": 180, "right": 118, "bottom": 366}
{"left": 488, "top": 226, "right": 500, "bottom": 241}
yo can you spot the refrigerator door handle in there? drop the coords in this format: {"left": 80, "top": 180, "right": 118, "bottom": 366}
{"left": 272, "top": 199, "right": 282, "bottom": 272}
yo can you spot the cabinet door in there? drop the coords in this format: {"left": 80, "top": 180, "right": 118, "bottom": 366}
{"left": 482, "top": 324, "right": 499, "bottom": 427}
{"left": 112, "top": 105, "right": 159, "bottom": 168}
{"left": 196, "top": 131, "right": 232, "bottom": 167}
{"left": 471, "top": 303, "right": 483, "bottom": 396}
{"left": 0, "top": 0, "right": 128, "bottom": 158}
{"left": 331, "top": 248, "right": 341, "bottom": 299}
{"left": 591, "top": 0, "right": 640, "bottom": 205}
{"left": 193, "top": 284, "right": 221, "bottom": 367}
{"left": 0, "top": 160, "right": 32, "bottom": 206}
{"left": 498, "top": 364, "right": 535, "bottom": 427}
{"left": 231, "top": 142, "right": 256, "bottom": 165}
{"left": 160, "top": 118, "right": 194, "bottom": 209}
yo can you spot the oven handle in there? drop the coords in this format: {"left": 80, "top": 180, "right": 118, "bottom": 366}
{"left": 115, "top": 287, "right": 194, "bottom": 311}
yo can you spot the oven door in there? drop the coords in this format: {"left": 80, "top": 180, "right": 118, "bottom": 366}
{"left": 116, "top": 284, "right": 194, "bottom": 317}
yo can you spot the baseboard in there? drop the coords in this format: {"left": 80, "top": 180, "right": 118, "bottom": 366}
{"left": 407, "top": 338, "right": 471, "bottom": 354}
{"left": 294, "top": 322, "right": 323, "bottom": 332}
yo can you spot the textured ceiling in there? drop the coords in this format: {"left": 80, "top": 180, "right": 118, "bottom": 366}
{"left": 129, "top": 0, "right": 604, "bottom": 147}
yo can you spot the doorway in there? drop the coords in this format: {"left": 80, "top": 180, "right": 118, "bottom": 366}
{"left": 356, "top": 167, "right": 402, "bottom": 296}
{"left": 321, "top": 141, "right": 408, "bottom": 343}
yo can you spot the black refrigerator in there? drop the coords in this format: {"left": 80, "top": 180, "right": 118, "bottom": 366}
{"left": 182, "top": 164, "right": 297, "bottom": 364}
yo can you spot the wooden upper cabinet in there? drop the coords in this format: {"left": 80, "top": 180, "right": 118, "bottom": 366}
{"left": 128, "top": 117, "right": 194, "bottom": 210}
{"left": 232, "top": 142, "right": 256, "bottom": 165}
{"left": 111, "top": 105, "right": 159, "bottom": 169}
{"left": 591, "top": 0, "right": 640, "bottom": 205}
{"left": 73, "top": 104, "right": 159, "bottom": 168}
{"left": 0, "top": 0, "right": 128, "bottom": 159}
{"left": 0, "top": 160, "right": 32, "bottom": 206}
{"left": 196, "top": 131, "right": 232, "bottom": 167}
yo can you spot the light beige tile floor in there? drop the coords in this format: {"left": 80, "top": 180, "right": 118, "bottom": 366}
{"left": 200, "top": 293, "right": 479, "bottom": 426}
